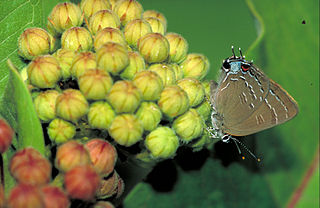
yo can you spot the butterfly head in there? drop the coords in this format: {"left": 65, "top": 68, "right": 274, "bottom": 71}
{"left": 221, "top": 46, "right": 253, "bottom": 74}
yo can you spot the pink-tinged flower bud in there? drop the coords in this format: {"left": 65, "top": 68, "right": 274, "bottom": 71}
{"left": 78, "top": 69, "right": 113, "bottom": 100}
{"left": 148, "top": 63, "right": 176, "bottom": 86}
{"left": 195, "top": 100, "right": 211, "bottom": 121}
{"left": 64, "top": 165, "right": 101, "bottom": 201}
{"left": 8, "top": 184, "right": 44, "bottom": 208}
{"left": 172, "top": 109, "right": 205, "bottom": 143}
{"left": 81, "top": 0, "right": 112, "bottom": 19}
{"left": 88, "top": 101, "right": 116, "bottom": 130}
{"left": 53, "top": 48, "right": 76, "bottom": 79}
{"left": 27, "top": 55, "right": 61, "bottom": 88}
{"left": 165, "top": 33, "right": 188, "bottom": 64}
{"left": 89, "top": 10, "right": 121, "bottom": 35}
{"left": 97, "top": 42, "right": 129, "bottom": 75}
{"left": 108, "top": 114, "right": 143, "bottom": 146}
{"left": 180, "top": 53, "right": 210, "bottom": 80}
{"left": 138, "top": 33, "right": 169, "bottom": 63}
{"left": 10, "top": 147, "right": 51, "bottom": 185}
{"left": 61, "top": 27, "right": 93, "bottom": 52}
{"left": 136, "top": 102, "right": 162, "bottom": 131}
{"left": 55, "top": 89, "right": 89, "bottom": 123}
{"left": 132, "top": 70, "right": 163, "bottom": 101}
{"left": 94, "top": 27, "right": 126, "bottom": 50}
{"left": 144, "top": 17, "right": 166, "bottom": 35}
{"left": 41, "top": 185, "right": 70, "bottom": 208}
{"left": 124, "top": 19, "right": 152, "bottom": 47}
{"left": 107, "top": 80, "right": 142, "bottom": 113}
{"left": 177, "top": 78, "right": 205, "bottom": 107}
{"left": 113, "top": 0, "right": 143, "bottom": 25}
{"left": 34, "top": 90, "right": 60, "bottom": 122}
{"left": 70, "top": 51, "right": 97, "bottom": 78}
{"left": 47, "top": 118, "right": 76, "bottom": 143}
{"left": 170, "top": 63, "right": 184, "bottom": 80}
{"left": 143, "top": 10, "right": 167, "bottom": 28}
{"left": 0, "top": 119, "right": 14, "bottom": 153}
{"left": 145, "top": 126, "right": 179, "bottom": 159}
{"left": 96, "top": 171, "right": 119, "bottom": 199}
{"left": 94, "top": 201, "right": 115, "bottom": 208}
{"left": 158, "top": 85, "right": 189, "bottom": 119}
{"left": 55, "top": 141, "right": 92, "bottom": 172}
{"left": 85, "top": 139, "right": 117, "bottom": 177}
{"left": 18, "top": 27, "right": 56, "bottom": 60}
{"left": 47, "top": 2, "right": 83, "bottom": 35}
{"left": 120, "top": 51, "right": 146, "bottom": 80}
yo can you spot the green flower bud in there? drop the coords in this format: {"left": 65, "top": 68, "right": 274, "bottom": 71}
{"left": 18, "top": 28, "right": 56, "bottom": 60}
{"left": 143, "top": 10, "right": 167, "bottom": 28}
{"left": 180, "top": 53, "right": 210, "bottom": 80}
{"left": 88, "top": 10, "right": 121, "bottom": 35}
{"left": 56, "top": 89, "right": 89, "bottom": 123}
{"left": 120, "top": 51, "right": 146, "bottom": 80}
{"left": 53, "top": 49, "right": 76, "bottom": 79}
{"left": 177, "top": 78, "right": 205, "bottom": 107}
{"left": 107, "top": 80, "right": 142, "bottom": 113}
{"left": 170, "top": 63, "right": 184, "bottom": 80}
{"left": 80, "top": 0, "right": 112, "bottom": 19}
{"left": 97, "top": 42, "right": 129, "bottom": 75}
{"left": 88, "top": 101, "right": 116, "bottom": 129}
{"left": 47, "top": 118, "right": 76, "bottom": 143}
{"left": 132, "top": 70, "right": 163, "bottom": 101}
{"left": 27, "top": 55, "right": 61, "bottom": 88}
{"left": 195, "top": 100, "right": 211, "bottom": 121}
{"left": 158, "top": 85, "right": 189, "bottom": 119}
{"left": 148, "top": 63, "right": 176, "bottom": 86}
{"left": 70, "top": 51, "right": 97, "bottom": 78}
{"left": 94, "top": 27, "right": 126, "bottom": 50}
{"left": 124, "top": 19, "right": 152, "bottom": 47}
{"left": 201, "top": 80, "right": 211, "bottom": 97}
{"left": 165, "top": 33, "right": 188, "bottom": 64}
{"left": 138, "top": 33, "right": 169, "bottom": 63}
{"left": 61, "top": 27, "right": 93, "bottom": 52}
{"left": 47, "top": 3, "right": 83, "bottom": 35}
{"left": 78, "top": 69, "right": 113, "bottom": 100}
{"left": 108, "top": 114, "right": 143, "bottom": 146}
{"left": 113, "top": 0, "right": 143, "bottom": 25}
{"left": 144, "top": 17, "right": 166, "bottom": 35}
{"left": 172, "top": 108, "right": 205, "bottom": 143}
{"left": 136, "top": 102, "right": 162, "bottom": 131}
{"left": 34, "top": 90, "right": 60, "bottom": 122}
{"left": 189, "top": 130, "right": 210, "bottom": 152}
{"left": 145, "top": 126, "right": 179, "bottom": 159}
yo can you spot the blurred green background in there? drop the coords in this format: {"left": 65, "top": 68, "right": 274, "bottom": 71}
{"left": 0, "top": 0, "right": 318, "bottom": 207}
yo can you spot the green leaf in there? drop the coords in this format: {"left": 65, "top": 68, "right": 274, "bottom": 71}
{"left": 6, "top": 60, "right": 45, "bottom": 154}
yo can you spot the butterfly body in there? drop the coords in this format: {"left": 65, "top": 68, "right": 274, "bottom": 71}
{"left": 209, "top": 51, "right": 299, "bottom": 139}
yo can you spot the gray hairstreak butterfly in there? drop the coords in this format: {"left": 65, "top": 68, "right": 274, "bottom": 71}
{"left": 207, "top": 47, "right": 299, "bottom": 160}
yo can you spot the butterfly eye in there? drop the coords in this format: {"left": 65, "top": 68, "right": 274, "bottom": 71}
{"left": 241, "top": 63, "right": 250, "bottom": 72}
{"left": 223, "top": 60, "right": 231, "bottom": 69}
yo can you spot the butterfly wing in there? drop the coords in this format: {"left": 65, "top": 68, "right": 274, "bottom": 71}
{"left": 224, "top": 79, "right": 299, "bottom": 136}
{"left": 213, "top": 66, "right": 270, "bottom": 127}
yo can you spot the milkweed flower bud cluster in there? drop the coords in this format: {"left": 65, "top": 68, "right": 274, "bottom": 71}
{"left": 13, "top": 0, "right": 216, "bottom": 206}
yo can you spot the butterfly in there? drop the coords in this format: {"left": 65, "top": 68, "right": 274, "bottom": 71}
{"left": 207, "top": 47, "right": 299, "bottom": 159}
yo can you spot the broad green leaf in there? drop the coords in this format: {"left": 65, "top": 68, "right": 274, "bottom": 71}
{"left": 6, "top": 60, "right": 45, "bottom": 153}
